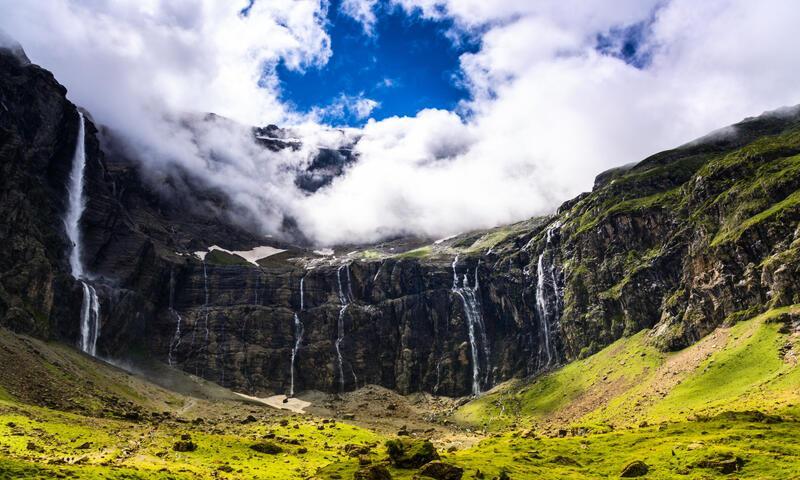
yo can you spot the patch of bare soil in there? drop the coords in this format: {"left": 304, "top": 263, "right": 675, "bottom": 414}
{"left": 303, "top": 385, "right": 483, "bottom": 450}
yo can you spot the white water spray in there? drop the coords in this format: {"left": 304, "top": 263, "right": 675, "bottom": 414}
{"left": 64, "top": 111, "right": 100, "bottom": 356}
{"left": 535, "top": 223, "right": 562, "bottom": 369}
{"left": 335, "top": 264, "right": 352, "bottom": 392}
{"left": 167, "top": 267, "right": 183, "bottom": 366}
{"left": 452, "top": 256, "right": 490, "bottom": 396}
{"left": 289, "top": 275, "right": 306, "bottom": 396}
{"left": 202, "top": 260, "right": 210, "bottom": 345}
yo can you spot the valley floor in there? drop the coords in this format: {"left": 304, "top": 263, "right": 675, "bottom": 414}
{"left": 1, "top": 306, "right": 799, "bottom": 479}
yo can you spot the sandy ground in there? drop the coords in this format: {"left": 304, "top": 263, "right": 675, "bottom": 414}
{"left": 234, "top": 393, "right": 311, "bottom": 414}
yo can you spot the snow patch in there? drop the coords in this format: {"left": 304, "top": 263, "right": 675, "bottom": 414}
{"left": 194, "top": 245, "right": 285, "bottom": 265}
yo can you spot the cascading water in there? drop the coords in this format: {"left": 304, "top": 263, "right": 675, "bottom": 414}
{"left": 452, "top": 256, "right": 491, "bottom": 396}
{"left": 535, "top": 222, "right": 563, "bottom": 370}
{"left": 335, "top": 264, "right": 353, "bottom": 392}
{"left": 202, "top": 260, "right": 210, "bottom": 345}
{"left": 64, "top": 111, "right": 101, "bottom": 356}
{"left": 167, "top": 267, "right": 183, "bottom": 366}
{"left": 78, "top": 283, "right": 100, "bottom": 356}
{"left": 192, "top": 260, "right": 211, "bottom": 375}
{"left": 289, "top": 275, "right": 306, "bottom": 397}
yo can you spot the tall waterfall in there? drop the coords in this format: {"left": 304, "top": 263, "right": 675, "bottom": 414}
{"left": 452, "top": 255, "right": 491, "bottom": 396}
{"left": 64, "top": 111, "right": 100, "bottom": 356}
{"left": 167, "top": 267, "right": 183, "bottom": 366}
{"left": 289, "top": 276, "right": 306, "bottom": 396}
{"left": 535, "top": 222, "right": 563, "bottom": 369}
{"left": 335, "top": 264, "right": 352, "bottom": 392}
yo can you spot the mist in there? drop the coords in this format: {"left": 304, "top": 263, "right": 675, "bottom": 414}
{"left": 2, "top": 0, "right": 800, "bottom": 246}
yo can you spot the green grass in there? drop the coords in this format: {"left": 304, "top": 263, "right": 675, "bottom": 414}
{"left": 454, "top": 331, "right": 663, "bottom": 430}
{"left": 711, "top": 188, "right": 800, "bottom": 246}
{"left": 396, "top": 246, "right": 434, "bottom": 259}
{"left": 0, "top": 399, "right": 387, "bottom": 479}
{"left": 456, "top": 306, "right": 800, "bottom": 432}
{"left": 205, "top": 249, "right": 251, "bottom": 266}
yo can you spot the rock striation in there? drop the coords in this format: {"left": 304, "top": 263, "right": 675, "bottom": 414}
{"left": 1, "top": 47, "right": 798, "bottom": 397}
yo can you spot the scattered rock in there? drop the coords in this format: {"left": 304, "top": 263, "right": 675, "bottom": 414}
{"left": 250, "top": 442, "right": 283, "bottom": 455}
{"left": 353, "top": 464, "right": 392, "bottom": 480}
{"left": 693, "top": 453, "right": 745, "bottom": 474}
{"left": 418, "top": 460, "right": 463, "bottom": 480}
{"left": 172, "top": 441, "right": 197, "bottom": 452}
{"left": 26, "top": 441, "right": 43, "bottom": 452}
{"left": 620, "top": 460, "right": 649, "bottom": 477}
{"left": 385, "top": 438, "right": 439, "bottom": 468}
{"left": 550, "top": 455, "right": 581, "bottom": 467}
{"left": 345, "top": 444, "right": 372, "bottom": 457}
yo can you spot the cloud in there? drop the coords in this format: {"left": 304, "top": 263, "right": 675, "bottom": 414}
{"left": 340, "top": 0, "right": 380, "bottom": 34}
{"left": 2, "top": 0, "right": 800, "bottom": 246}
{"left": 311, "top": 93, "right": 380, "bottom": 122}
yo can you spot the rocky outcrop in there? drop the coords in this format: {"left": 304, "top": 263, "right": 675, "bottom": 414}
{"left": 2, "top": 47, "right": 798, "bottom": 398}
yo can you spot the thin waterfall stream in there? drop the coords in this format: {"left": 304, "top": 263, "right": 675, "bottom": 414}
{"left": 64, "top": 111, "right": 100, "bottom": 356}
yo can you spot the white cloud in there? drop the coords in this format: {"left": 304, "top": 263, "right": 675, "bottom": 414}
{"left": 2, "top": 0, "right": 800, "bottom": 246}
{"left": 340, "top": 0, "right": 380, "bottom": 34}
{"left": 297, "top": 0, "right": 800, "bottom": 244}
{"left": 311, "top": 93, "right": 380, "bottom": 122}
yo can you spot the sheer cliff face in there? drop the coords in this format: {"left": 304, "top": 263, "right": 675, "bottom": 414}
{"left": 2, "top": 48, "right": 799, "bottom": 397}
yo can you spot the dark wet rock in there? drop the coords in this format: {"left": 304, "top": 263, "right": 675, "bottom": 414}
{"left": 620, "top": 460, "right": 649, "bottom": 477}
{"left": 345, "top": 444, "right": 372, "bottom": 457}
{"left": 172, "top": 440, "right": 196, "bottom": 452}
{"left": 550, "top": 455, "right": 581, "bottom": 467}
{"left": 418, "top": 461, "right": 464, "bottom": 480}
{"left": 353, "top": 464, "right": 392, "bottom": 480}
{"left": 3, "top": 46, "right": 800, "bottom": 400}
{"left": 385, "top": 438, "right": 439, "bottom": 468}
{"left": 692, "top": 453, "right": 745, "bottom": 474}
{"left": 250, "top": 441, "right": 282, "bottom": 454}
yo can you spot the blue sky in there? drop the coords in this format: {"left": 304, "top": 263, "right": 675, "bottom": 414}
{"left": 275, "top": 0, "right": 479, "bottom": 125}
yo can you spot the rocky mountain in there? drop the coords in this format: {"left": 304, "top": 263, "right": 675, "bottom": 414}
{"left": 1, "top": 45, "right": 798, "bottom": 402}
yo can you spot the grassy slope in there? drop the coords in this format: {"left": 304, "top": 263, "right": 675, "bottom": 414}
{"left": 444, "top": 306, "right": 800, "bottom": 479}
{"left": 0, "top": 329, "right": 389, "bottom": 479}
{"left": 1, "top": 308, "right": 799, "bottom": 479}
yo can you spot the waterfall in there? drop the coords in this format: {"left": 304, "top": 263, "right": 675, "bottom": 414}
{"left": 202, "top": 260, "right": 210, "bottom": 345}
{"left": 64, "top": 111, "right": 101, "bottom": 356}
{"left": 78, "top": 282, "right": 100, "bottom": 356}
{"left": 289, "top": 275, "right": 306, "bottom": 397}
{"left": 167, "top": 267, "right": 183, "bottom": 366}
{"left": 452, "top": 256, "right": 490, "bottom": 396}
{"left": 335, "top": 264, "right": 352, "bottom": 392}
{"left": 254, "top": 270, "right": 260, "bottom": 305}
{"left": 65, "top": 113, "right": 87, "bottom": 279}
{"left": 535, "top": 223, "right": 563, "bottom": 370}
{"left": 192, "top": 260, "right": 211, "bottom": 375}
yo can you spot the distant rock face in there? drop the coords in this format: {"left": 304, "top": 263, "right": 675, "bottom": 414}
{"left": 1, "top": 47, "right": 799, "bottom": 398}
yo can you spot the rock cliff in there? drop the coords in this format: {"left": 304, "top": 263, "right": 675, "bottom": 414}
{"left": 1, "top": 47, "right": 798, "bottom": 397}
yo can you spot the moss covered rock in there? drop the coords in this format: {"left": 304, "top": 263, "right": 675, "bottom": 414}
{"left": 385, "top": 438, "right": 439, "bottom": 468}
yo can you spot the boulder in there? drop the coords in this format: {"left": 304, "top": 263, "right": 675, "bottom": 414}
{"left": 620, "top": 460, "right": 649, "bottom": 477}
{"left": 353, "top": 464, "right": 392, "bottom": 480}
{"left": 385, "top": 438, "right": 439, "bottom": 468}
{"left": 250, "top": 442, "right": 282, "bottom": 454}
{"left": 418, "top": 461, "right": 464, "bottom": 480}
{"left": 172, "top": 441, "right": 196, "bottom": 452}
